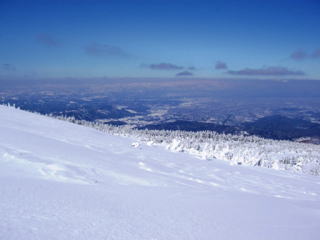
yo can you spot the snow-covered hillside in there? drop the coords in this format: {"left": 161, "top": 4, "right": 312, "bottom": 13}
{"left": 1, "top": 105, "right": 320, "bottom": 240}
{"left": 54, "top": 115, "right": 320, "bottom": 175}
{"left": 61, "top": 119, "right": 320, "bottom": 175}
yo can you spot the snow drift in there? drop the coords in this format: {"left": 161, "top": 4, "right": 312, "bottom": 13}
{"left": 1, "top": 105, "right": 320, "bottom": 240}
{"left": 56, "top": 115, "right": 320, "bottom": 175}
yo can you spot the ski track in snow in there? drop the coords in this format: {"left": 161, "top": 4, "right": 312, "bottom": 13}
{"left": 1, "top": 105, "right": 320, "bottom": 240}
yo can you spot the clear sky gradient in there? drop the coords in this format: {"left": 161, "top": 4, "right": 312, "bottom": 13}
{"left": 0, "top": 0, "right": 319, "bottom": 79}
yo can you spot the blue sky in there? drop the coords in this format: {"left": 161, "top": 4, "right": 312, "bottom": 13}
{"left": 0, "top": 0, "right": 319, "bottom": 79}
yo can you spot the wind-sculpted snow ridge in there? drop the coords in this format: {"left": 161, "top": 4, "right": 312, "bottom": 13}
{"left": 54, "top": 114, "right": 320, "bottom": 176}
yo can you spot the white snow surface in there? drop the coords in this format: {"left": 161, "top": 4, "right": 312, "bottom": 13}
{"left": 1, "top": 105, "right": 320, "bottom": 240}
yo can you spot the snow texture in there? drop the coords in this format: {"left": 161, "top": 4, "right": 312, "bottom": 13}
{"left": 57, "top": 115, "right": 320, "bottom": 175}
{"left": 1, "top": 105, "right": 320, "bottom": 240}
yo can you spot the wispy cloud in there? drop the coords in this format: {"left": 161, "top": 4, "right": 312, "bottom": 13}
{"left": 290, "top": 50, "right": 308, "bottom": 60}
{"left": 188, "top": 66, "right": 197, "bottom": 70}
{"left": 36, "top": 34, "right": 60, "bottom": 47}
{"left": 227, "top": 66, "right": 305, "bottom": 76}
{"left": 2, "top": 63, "right": 16, "bottom": 71}
{"left": 176, "top": 71, "right": 194, "bottom": 76}
{"left": 215, "top": 61, "right": 228, "bottom": 70}
{"left": 311, "top": 49, "right": 320, "bottom": 58}
{"left": 290, "top": 49, "right": 320, "bottom": 60}
{"left": 85, "top": 43, "right": 129, "bottom": 57}
{"left": 147, "top": 63, "right": 184, "bottom": 70}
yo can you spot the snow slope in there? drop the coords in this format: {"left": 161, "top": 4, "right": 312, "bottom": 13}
{"left": 1, "top": 105, "right": 320, "bottom": 240}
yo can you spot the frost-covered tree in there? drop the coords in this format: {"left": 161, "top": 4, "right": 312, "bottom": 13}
{"left": 47, "top": 114, "right": 320, "bottom": 176}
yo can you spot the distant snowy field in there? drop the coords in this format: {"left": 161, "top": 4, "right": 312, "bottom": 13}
{"left": 1, "top": 105, "right": 320, "bottom": 240}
